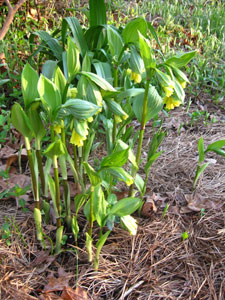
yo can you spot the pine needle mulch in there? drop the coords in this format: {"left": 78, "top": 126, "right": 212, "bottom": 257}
{"left": 0, "top": 100, "right": 225, "bottom": 300}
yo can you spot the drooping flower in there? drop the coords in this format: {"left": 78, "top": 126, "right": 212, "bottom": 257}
{"left": 163, "top": 84, "right": 174, "bottom": 97}
{"left": 163, "top": 96, "right": 181, "bottom": 110}
{"left": 179, "top": 81, "right": 187, "bottom": 89}
{"left": 54, "top": 124, "right": 62, "bottom": 134}
{"left": 121, "top": 215, "right": 138, "bottom": 235}
{"left": 131, "top": 71, "right": 142, "bottom": 83}
{"left": 70, "top": 129, "right": 84, "bottom": 147}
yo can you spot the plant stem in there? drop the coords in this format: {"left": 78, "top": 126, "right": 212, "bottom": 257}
{"left": 53, "top": 155, "right": 61, "bottom": 228}
{"left": 36, "top": 149, "right": 45, "bottom": 195}
{"left": 24, "top": 137, "right": 39, "bottom": 209}
{"left": 88, "top": 186, "right": 94, "bottom": 237}
{"left": 129, "top": 79, "right": 151, "bottom": 196}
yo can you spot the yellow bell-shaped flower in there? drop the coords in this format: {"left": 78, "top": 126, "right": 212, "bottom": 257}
{"left": 163, "top": 97, "right": 181, "bottom": 110}
{"left": 70, "top": 129, "right": 84, "bottom": 147}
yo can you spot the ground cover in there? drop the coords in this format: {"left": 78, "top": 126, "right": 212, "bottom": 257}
{"left": 0, "top": 1, "right": 224, "bottom": 299}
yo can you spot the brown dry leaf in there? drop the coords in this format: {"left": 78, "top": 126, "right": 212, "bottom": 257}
{"left": 9, "top": 174, "right": 31, "bottom": 188}
{"left": 61, "top": 286, "right": 89, "bottom": 300}
{"left": 0, "top": 145, "right": 15, "bottom": 159}
{"left": 141, "top": 193, "right": 157, "bottom": 217}
{"left": 39, "top": 292, "right": 62, "bottom": 300}
{"left": 184, "top": 193, "right": 224, "bottom": 212}
{"left": 43, "top": 268, "right": 72, "bottom": 293}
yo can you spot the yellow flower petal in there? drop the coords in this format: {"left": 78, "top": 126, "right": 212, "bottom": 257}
{"left": 115, "top": 115, "right": 122, "bottom": 123}
{"left": 54, "top": 124, "right": 62, "bottom": 134}
{"left": 134, "top": 73, "right": 142, "bottom": 83}
{"left": 70, "top": 129, "right": 84, "bottom": 147}
{"left": 180, "top": 81, "right": 186, "bottom": 89}
{"left": 87, "top": 116, "right": 93, "bottom": 123}
{"left": 163, "top": 97, "right": 181, "bottom": 110}
{"left": 122, "top": 113, "right": 129, "bottom": 120}
{"left": 126, "top": 68, "right": 132, "bottom": 76}
{"left": 163, "top": 86, "right": 174, "bottom": 97}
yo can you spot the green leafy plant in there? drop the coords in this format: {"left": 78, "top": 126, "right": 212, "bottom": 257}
{"left": 193, "top": 137, "right": 225, "bottom": 189}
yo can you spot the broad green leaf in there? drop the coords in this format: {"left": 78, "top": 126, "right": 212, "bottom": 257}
{"left": 109, "top": 197, "right": 142, "bottom": 216}
{"left": 133, "top": 85, "right": 163, "bottom": 125}
{"left": 130, "top": 46, "right": 144, "bottom": 74}
{"left": 55, "top": 226, "right": 63, "bottom": 254}
{"left": 42, "top": 60, "right": 57, "bottom": 80}
{"left": 60, "top": 99, "right": 100, "bottom": 119}
{"left": 173, "top": 78, "right": 185, "bottom": 102}
{"left": 172, "top": 67, "right": 190, "bottom": 84}
{"left": 105, "top": 99, "right": 128, "bottom": 119}
{"left": 104, "top": 167, "right": 134, "bottom": 186}
{"left": 100, "top": 148, "right": 129, "bottom": 168}
{"left": 198, "top": 137, "right": 205, "bottom": 164}
{"left": 93, "top": 184, "right": 107, "bottom": 227}
{"left": 0, "top": 79, "right": 10, "bottom": 86}
{"left": 138, "top": 32, "right": 156, "bottom": 76}
{"left": 147, "top": 130, "right": 165, "bottom": 160}
{"left": 94, "top": 230, "right": 110, "bottom": 269}
{"left": 67, "top": 37, "right": 80, "bottom": 80}
{"left": 135, "top": 174, "right": 145, "bottom": 194}
{"left": 210, "top": 149, "right": 225, "bottom": 157}
{"left": 193, "top": 163, "right": 210, "bottom": 188}
{"left": 107, "top": 26, "right": 124, "bottom": 61}
{"left": 165, "top": 50, "right": 197, "bottom": 68}
{"left": 82, "top": 52, "right": 91, "bottom": 72}
{"left": 89, "top": 0, "right": 106, "bottom": 27}
{"left": 85, "top": 232, "right": 93, "bottom": 262}
{"left": 72, "top": 216, "right": 79, "bottom": 237}
{"left": 33, "top": 31, "right": 63, "bottom": 60}
{"left": 93, "top": 61, "right": 113, "bottom": 85}
{"left": 123, "top": 17, "right": 147, "bottom": 44}
{"left": 27, "top": 104, "right": 46, "bottom": 142}
{"left": 54, "top": 66, "right": 67, "bottom": 97}
{"left": 85, "top": 25, "right": 107, "bottom": 50}
{"left": 38, "top": 74, "right": 61, "bottom": 117}
{"left": 114, "top": 140, "right": 138, "bottom": 169}
{"left": 44, "top": 139, "right": 66, "bottom": 159}
{"left": 83, "top": 162, "right": 102, "bottom": 186}
{"left": 205, "top": 140, "right": 225, "bottom": 153}
{"left": 81, "top": 71, "right": 116, "bottom": 91}
{"left": 47, "top": 175, "right": 59, "bottom": 218}
{"left": 11, "top": 103, "right": 33, "bottom": 140}
{"left": 62, "top": 17, "right": 88, "bottom": 56}
{"left": 117, "top": 88, "right": 145, "bottom": 102}
{"left": 22, "top": 63, "right": 39, "bottom": 109}
{"left": 77, "top": 76, "right": 103, "bottom": 107}
{"left": 74, "top": 194, "right": 87, "bottom": 215}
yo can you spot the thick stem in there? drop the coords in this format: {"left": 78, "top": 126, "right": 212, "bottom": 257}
{"left": 53, "top": 156, "right": 61, "bottom": 228}
{"left": 36, "top": 149, "right": 45, "bottom": 195}
{"left": 88, "top": 186, "right": 94, "bottom": 237}
{"left": 25, "top": 137, "right": 39, "bottom": 209}
{"left": 129, "top": 79, "right": 151, "bottom": 196}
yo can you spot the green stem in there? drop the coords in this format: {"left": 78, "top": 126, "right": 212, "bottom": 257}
{"left": 129, "top": 79, "right": 151, "bottom": 196}
{"left": 24, "top": 137, "right": 39, "bottom": 209}
{"left": 36, "top": 149, "right": 45, "bottom": 195}
{"left": 53, "top": 156, "right": 61, "bottom": 228}
{"left": 88, "top": 186, "right": 94, "bottom": 237}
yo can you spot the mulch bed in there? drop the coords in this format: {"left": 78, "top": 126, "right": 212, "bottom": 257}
{"left": 0, "top": 98, "right": 225, "bottom": 300}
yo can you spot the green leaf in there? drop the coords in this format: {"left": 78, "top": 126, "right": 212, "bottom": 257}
{"left": 205, "top": 140, "right": 225, "bottom": 153}
{"left": 81, "top": 71, "right": 116, "bottom": 91}
{"left": 135, "top": 174, "right": 145, "bottom": 194}
{"left": 85, "top": 232, "right": 93, "bottom": 262}
{"left": 147, "top": 22, "right": 161, "bottom": 49}
{"left": 93, "top": 184, "right": 107, "bottom": 227}
{"left": 38, "top": 74, "right": 61, "bottom": 119}
{"left": 67, "top": 37, "right": 80, "bottom": 80}
{"left": 60, "top": 99, "right": 100, "bottom": 119}
{"left": 89, "top": 0, "right": 106, "bottom": 27}
{"left": 34, "top": 208, "right": 43, "bottom": 241}
{"left": 83, "top": 162, "right": 102, "bottom": 186}
{"left": 165, "top": 50, "right": 197, "bottom": 68}
{"left": 42, "top": 60, "right": 57, "bottom": 80}
{"left": 114, "top": 140, "right": 138, "bottom": 169}
{"left": 27, "top": 104, "right": 46, "bottom": 142}
{"left": 138, "top": 32, "right": 156, "bottom": 76}
{"left": 21, "top": 63, "right": 39, "bottom": 109}
{"left": 109, "top": 197, "right": 142, "bottom": 216}
{"left": 74, "top": 194, "right": 87, "bottom": 215}
{"left": 77, "top": 76, "right": 103, "bottom": 107}
{"left": 62, "top": 17, "right": 88, "bottom": 56}
{"left": 130, "top": 46, "right": 144, "bottom": 74}
{"left": 33, "top": 31, "right": 63, "bottom": 61}
{"left": 104, "top": 99, "right": 128, "bottom": 119}
{"left": 133, "top": 86, "right": 163, "bottom": 124}
{"left": 44, "top": 139, "right": 66, "bottom": 159}
{"left": 198, "top": 137, "right": 205, "bottom": 164}
{"left": 54, "top": 66, "right": 67, "bottom": 97}
{"left": 82, "top": 52, "right": 91, "bottom": 72}
{"left": 144, "top": 151, "right": 163, "bottom": 175}
{"left": 47, "top": 175, "right": 58, "bottom": 217}
{"left": 104, "top": 167, "right": 134, "bottom": 186}
{"left": 94, "top": 230, "right": 110, "bottom": 269}
{"left": 11, "top": 103, "right": 33, "bottom": 140}
{"left": 93, "top": 61, "right": 113, "bottom": 85}
{"left": 100, "top": 148, "right": 129, "bottom": 168}
{"left": 193, "top": 163, "right": 210, "bottom": 188}
{"left": 107, "top": 26, "right": 124, "bottom": 61}
{"left": 123, "top": 17, "right": 147, "bottom": 44}
{"left": 117, "top": 88, "right": 145, "bottom": 102}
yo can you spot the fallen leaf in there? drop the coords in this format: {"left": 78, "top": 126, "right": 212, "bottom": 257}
{"left": 141, "top": 193, "right": 157, "bottom": 217}
{"left": 184, "top": 193, "right": 223, "bottom": 212}
{"left": 39, "top": 293, "right": 62, "bottom": 300}
{"left": 43, "top": 268, "right": 72, "bottom": 293}
{"left": 61, "top": 286, "right": 89, "bottom": 300}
